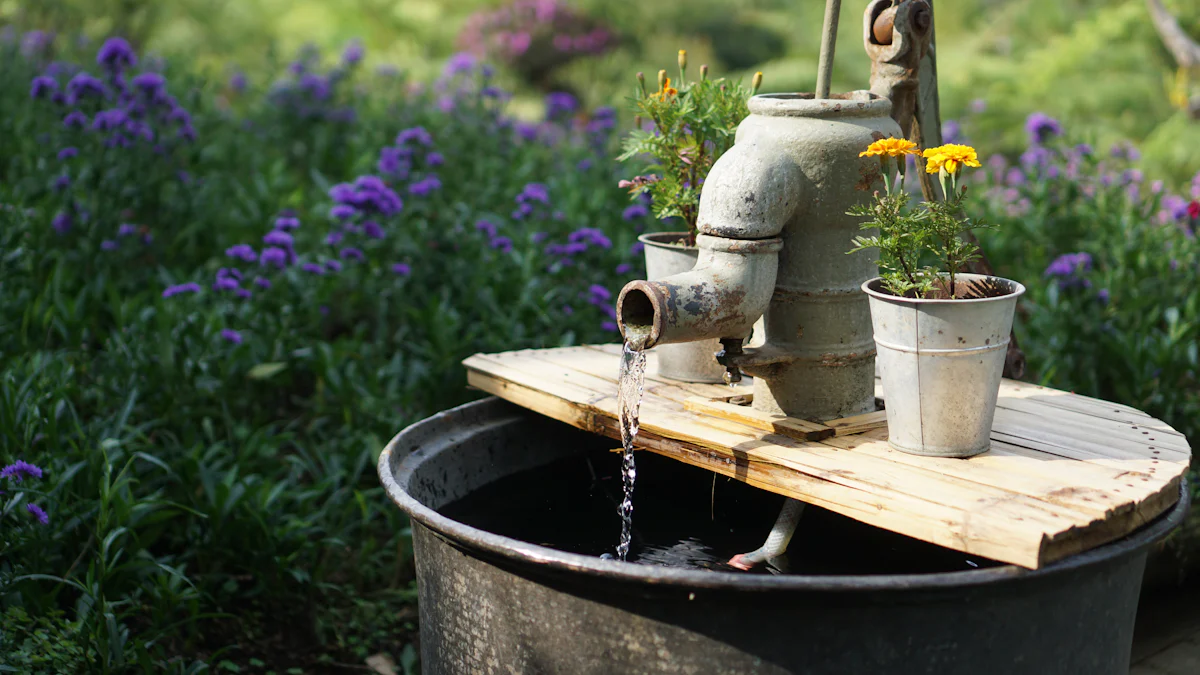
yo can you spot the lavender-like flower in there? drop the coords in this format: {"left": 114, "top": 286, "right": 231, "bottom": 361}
{"left": 63, "top": 111, "right": 88, "bottom": 129}
{"left": 1044, "top": 252, "right": 1093, "bottom": 290}
{"left": 325, "top": 259, "right": 343, "bottom": 272}
{"left": 491, "top": 236, "right": 513, "bottom": 253}
{"left": 226, "top": 244, "right": 257, "bottom": 262}
{"left": 427, "top": 152, "right": 445, "bottom": 167}
{"left": 330, "top": 204, "right": 358, "bottom": 220}
{"left": 263, "top": 230, "right": 294, "bottom": 248}
{"left": 131, "top": 71, "right": 165, "bottom": 95}
{"left": 586, "top": 284, "right": 612, "bottom": 306}
{"left": 409, "top": 176, "right": 442, "bottom": 197}
{"left": 31, "top": 75, "right": 58, "bottom": 99}
{"left": 342, "top": 40, "right": 365, "bottom": 65}
{"left": 230, "top": 71, "right": 248, "bottom": 92}
{"left": 163, "top": 282, "right": 202, "bottom": 298}
{"left": 545, "top": 92, "right": 578, "bottom": 119}
{"left": 101, "top": 240, "right": 118, "bottom": 251}
{"left": 52, "top": 212, "right": 72, "bottom": 234}
{"left": 302, "top": 262, "right": 326, "bottom": 275}
{"left": 363, "top": 221, "right": 385, "bottom": 239}
{"left": 444, "top": 52, "right": 476, "bottom": 76}
{"left": 395, "top": 127, "right": 434, "bottom": 147}
{"left": 118, "top": 223, "right": 137, "bottom": 237}
{"left": 25, "top": 503, "right": 50, "bottom": 525}
{"left": 1, "top": 460, "right": 44, "bottom": 482}
{"left": 275, "top": 216, "right": 301, "bottom": 230}
{"left": 569, "top": 227, "right": 612, "bottom": 249}
{"left": 260, "top": 247, "right": 289, "bottom": 269}
{"left": 1024, "top": 112, "right": 1063, "bottom": 145}
{"left": 97, "top": 37, "right": 138, "bottom": 71}
{"left": 622, "top": 204, "right": 648, "bottom": 221}
{"left": 616, "top": 263, "right": 633, "bottom": 275}
{"left": 325, "top": 231, "right": 344, "bottom": 246}
{"left": 518, "top": 182, "right": 550, "bottom": 204}
{"left": 475, "top": 220, "right": 498, "bottom": 237}
{"left": 53, "top": 175, "right": 70, "bottom": 191}
{"left": 254, "top": 277, "right": 271, "bottom": 289}
{"left": 392, "top": 263, "right": 411, "bottom": 276}
{"left": 66, "top": 72, "right": 106, "bottom": 103}
{"left": 340, "top": 247, "right": 365, "bottom": 261}
{"left": 220, "top": 328, "right": 243, "bottom": 344}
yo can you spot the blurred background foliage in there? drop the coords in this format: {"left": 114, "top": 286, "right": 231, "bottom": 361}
{"left": 7, "top": 0, "right": 1200, "bottom": 183}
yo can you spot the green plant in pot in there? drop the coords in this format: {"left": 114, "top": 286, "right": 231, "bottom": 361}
{"left": 617, "top": 51, "right": 762, "bottom": 382}
{"left": 849, "top": 138, "right": 1026, "bottom": 458}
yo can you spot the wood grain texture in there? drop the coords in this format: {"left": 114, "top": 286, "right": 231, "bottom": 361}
{"left": 462, "top": 345, "right": 1191, "bottom": 569}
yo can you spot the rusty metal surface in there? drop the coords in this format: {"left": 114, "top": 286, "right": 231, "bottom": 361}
{"left": 378, "top": 398, "right": 1191, "bottom": 675}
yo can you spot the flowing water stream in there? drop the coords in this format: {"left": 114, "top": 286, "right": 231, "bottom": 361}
{"left": 615, "top": 329, "right": 650, "bottom": 561}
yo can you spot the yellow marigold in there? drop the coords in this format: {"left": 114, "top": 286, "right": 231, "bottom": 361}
{"left": 922, "top": 143, "right": 981, "bottom": 174}
{"left": 860, "top": 137, "right": 919, "bottom": 158}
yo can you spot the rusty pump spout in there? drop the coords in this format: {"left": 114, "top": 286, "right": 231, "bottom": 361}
{"left": 616, "top": 142, "right": 796, "bottom": 383}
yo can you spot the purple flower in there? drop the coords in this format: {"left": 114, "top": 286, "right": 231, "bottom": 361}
{"left": 66, "top": 72, "right": 105, "bottom": 103}
{"left": 444, "top": 52, "right": 475, "bottom": 76}
{"left": 97, "top": 37, "right": 138, "bottom": 71}
{"left": 475, "top": 220, "right": 498, "bottom": 237}
{"left": 325, "top": 259, "right": 343, "bottom": 272}
{"left": 491, "top": 236, "right": 513, "bottom": 253}
{"left": 1110, "top": 141, "right": 1141, "bottom": 162}
{"left": 1, "top": 460, "right": 44, "bottom": 482}
{"left": 131, "top": 72, "right": 165, "bottom": 94}
{"left": 25, "top": 503, "right": 49, "bottom": 525}
{"left": 630, "top": 241, "right": 645, "bottom": 256}
{"left": 616, "top": 263, "right": 633, "bottom": 275}
{"left": 302, "top": 262, "right": 325, "bottom": 275}
{"left": 545, "top": 92, "right": 578, "bottom": 119}
{"left": 213, "top": 272, "right": 240, "bottom": 292}
{"left": 562, "top": 304, "right": 574, "bottom": 316}
{"left": 260, "top": 247, "right": 289, "bottom": 269}
{"left": 586, "top": 284, "right": 612, "bottom": 306}
{"left": 52, "top": 212, "right": 72, "bottom": 234}
{"left": 1097, "top": 288, "right": 1110, "bottom": 304}
{"left": 226, "top": 244, "right": 257, "bottom": 262}
{"left": 330, "top": 204, "right": 357, "bottom": 220}
{"left": 409, "top": 176, "right": 443, "bottom": 196}
{"left": 518, "top": 183, "right": 549, "bottom": 204}
{"left": 577, "top": 159, "right": 593, "bottom": 171}
{"left": 263, "top": 230, "right": 294, "bottom": 248}
{"left": 601, "top": 321, "right": 619, "bottom": 332}
{"left": 622, "top": 204, "right": 649, "bottom": 221}
{"left": 512, "top": 203, "right": 534, "bottom": 220}
{"left": 325, "top": 231, "right": 344, "bottom": 246}
{"left": 378, "top": 147, "right": 411, "bottom": 177}
{"left": 63, "top": 111, "right": 88, "bottom": 129}
{"left": 392, "top": 263, "right": 411, "bottom": 276}
{"left": 53, "top": 175, "right": 70, "bottom": 191}
{"left": 118, "top": 223, "right": 137, "bottom": 237}
{"left": 92, "top": 108, "right": 128, "bottom": 131}
{"left": 275, "top": 216, "right": 300, "bottom": 230}
{"left": 163, "top": 282, "right": 202, "bottom": 298}
{"left": 221, "top": 328, "right": 243, "bottom": 344}
{"left": 569, "top": 227, "right": 612, "bottom": 249}
{"left": 396, "top": 127, "right": 434, "bottom": 147}
{"left": 254, "top": 277, "right": 271, "bottom": 289}
{"left": 30, "top": 75, "right": 58, "bottom": 99}
{"left": 941, "top": 120, "right": 962, "bottom": 144}
{"left": 101, "top": 240, "right": 118, "bottom": 251}
{"left": 426, "top": 152, "right": 444, "bottom": 167}
{"left": 363, "top": 221, "right": 385, "bottom": 239}
{"left": 1044, "top": 252, "right": 1093, "bottom": 290}
{"left": 342, "top": 40, "right": 365, "bottom": 65}
{"left": 340, "top": 247, "right": 365, "bottom": 261}
{"left": 1025, "top": 112, "right": 1063, "bottom": 145}
{"left": 230, "top": 71, "right": 248, "bottom": 92}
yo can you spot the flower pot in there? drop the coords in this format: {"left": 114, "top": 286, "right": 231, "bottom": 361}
{"left": 638, "top": 232, "right": 729, "bottom": 383}
{"left": 863, "top": 273, "right": 1026, "bottom": 458}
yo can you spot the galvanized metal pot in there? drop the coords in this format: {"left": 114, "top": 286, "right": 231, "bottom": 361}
{"left": 638, "top": 232, "right": 729, "bottom": 383}
{"left": 378, "top": 398, "right": 1189, "bottom": 675}
{"left": 863, "top": 273, "right": 1026, "bottom": 458}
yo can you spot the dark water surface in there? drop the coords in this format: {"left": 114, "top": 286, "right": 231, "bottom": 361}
{"left": 438, "top": 450, "right": 1000, "bottom": 575}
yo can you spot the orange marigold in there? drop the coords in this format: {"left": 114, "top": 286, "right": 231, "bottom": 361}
{"left": 860, "top": 137, "right": 919, "bottom": 158}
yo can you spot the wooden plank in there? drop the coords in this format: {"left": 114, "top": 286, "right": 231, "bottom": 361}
{"left": 825, "top": 410, "right": 890, "bottom": 436}
{"left": 682, "top": 397, "right": 834, "bottom": 441}
{"left": 462, "top": 345, "right": 1190, "bottom": 570}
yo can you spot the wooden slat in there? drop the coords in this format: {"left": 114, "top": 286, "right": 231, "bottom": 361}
{"left": 462, "top": 345, "right": 1191, "bottom": 569}
{"left": 682, "top": 397, "right": 834, "bottom": 441}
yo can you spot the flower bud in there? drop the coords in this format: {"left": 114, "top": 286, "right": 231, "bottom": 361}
{"left": 678, "top": 50, "right": 688, "bottom": 73}
{"left": 700, "top": 64, "right": 709, "bottom": 80}
{"left": 751, "top": 71, "right": 763, "bottom": 94}
{"left": 636, "top": 71, "right": 646, "bottom": 95}
{"left": 634, "top": 115, "right": 642, "bottom": 130}
{"left": 658, "top": 69, "right": 668, "bottom": 90}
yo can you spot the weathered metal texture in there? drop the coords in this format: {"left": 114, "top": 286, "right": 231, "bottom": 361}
{"left": 638, "top": 232, "right": 731, "bottom": 383}
{"left": 377, "top": 398, "right": 1191, "bottom": 675}
{"left": 617, "top": 234, "right": 782, "bottom": 351}
{"left": 729, "top": 92, "right": 901, "bottom": 420}
{"left": 864, "top": 274, "right": 1026, "bottom": 457}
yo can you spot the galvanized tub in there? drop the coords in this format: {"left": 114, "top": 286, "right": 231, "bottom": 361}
{"left": 378, "top": 397, "right": 1189, "bottom": 675}
{"left": 864, "top": 273, "right": 1026, "bottom": 457}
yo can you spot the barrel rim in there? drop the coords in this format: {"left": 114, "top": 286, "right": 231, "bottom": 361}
{"left": 378, "top": 397, "right": 1190, "bottom": 592}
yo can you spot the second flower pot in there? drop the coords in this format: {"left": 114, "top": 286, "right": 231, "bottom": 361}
{"left": 863, "top": 273, "right": 1025, "bottom": 458}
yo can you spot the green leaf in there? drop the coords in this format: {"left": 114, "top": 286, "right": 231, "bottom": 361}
{"left": 246, "top": 362, "right": 287, "bottom": 380}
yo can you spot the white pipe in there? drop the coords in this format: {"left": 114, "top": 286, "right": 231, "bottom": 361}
{"left": 728, "top": 498, "right": 806, "bottom": 570}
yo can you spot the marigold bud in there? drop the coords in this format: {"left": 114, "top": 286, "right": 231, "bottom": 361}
{"left": 751, "top": 71, "right": 763, "bottom": 94}
{"left": 636, "top": 71, "right": 646, "bottom": 95}
{"left": 658, "top": 69, "right": 668, "bottom": 90}
{"left": 633, "top": 115, "right": 642, "bottom": 130}
{"left": 678, "top": 50, "right": 688, "bottom": 73}
{"left": 699, "top": 64, "right": 709, "bottom": 80}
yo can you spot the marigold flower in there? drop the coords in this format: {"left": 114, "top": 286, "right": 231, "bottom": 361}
{"left": 922, "top": 143, "right": 981, "bottom": 175}
{"left": 860, "top": 137, "right": 919, "bottom": 159}
{"left": 655, "top": 76, "right": 677, "bottom": 101}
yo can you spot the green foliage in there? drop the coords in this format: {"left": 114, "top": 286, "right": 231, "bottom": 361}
{"left": 617, "top": 58, "right": 758, "bottom": 244}
{"left": 0, "top": 607, "right": 88, "bottom": 674}
{"left": 848, "top": 150, "right": 988, "bottom": 298}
